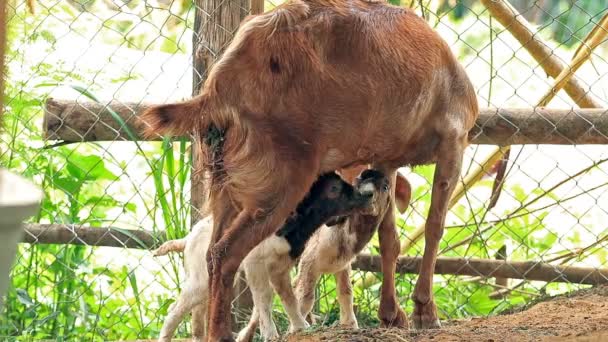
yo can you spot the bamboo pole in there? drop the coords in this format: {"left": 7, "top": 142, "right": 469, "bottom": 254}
{"left": 26, "top": 0, "right": 35, "bottom": 14}
{"left": 537, "top": 13, "right": 608, "bottom": 107}
{"left": 402, "top": 1, "right": 607, "bottom": 254}
{"left": 250, "top": 0, "right": 264, "bottom": 15}
{"left": 480, "top": 0, "right": 600, "bottom": 108}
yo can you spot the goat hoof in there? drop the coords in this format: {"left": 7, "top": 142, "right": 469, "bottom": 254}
{"left": 207, "top": 333, "right": 236, "bottom": 342}
{"left": 413, "top": 317, "right": 441, "bottom": 330}
{"left": 289, "top": 320, "right": 310, "bottom": 333}
{"left": 339, "top": 321, "right": 359, "bottom": 329}
{"left": 235, "top": 329, "right": 254, "bottom": 342}
{"left": 379, "top": 307, "right": 409, "bottom": 329}
{"left": 235, "top": 330, "right": 253, "bottom": 342}
{"left": 412, "top": 300, "right": 441, "bottom": 330}
{"left": 306, "top": 313, "right": 319, "bottom": 325}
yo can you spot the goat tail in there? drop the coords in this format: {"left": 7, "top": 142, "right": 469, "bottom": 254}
{"left": 138, "top": 95, "right": 207, "bottom": 139}
{"left": 152, "top": 239, "right": 187, "bottom": 257}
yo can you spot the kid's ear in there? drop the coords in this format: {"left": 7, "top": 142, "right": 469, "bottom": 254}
{"left": 395, "top": 173, "right": 411, "bottom": 214}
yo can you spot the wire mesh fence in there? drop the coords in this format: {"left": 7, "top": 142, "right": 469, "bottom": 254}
{"left": 1, "top": 0, "right": 608, "bottom": 340}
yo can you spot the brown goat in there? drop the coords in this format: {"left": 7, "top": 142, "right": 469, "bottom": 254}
{"left": 140, "top": 0, "right": 478, "bottom": 340}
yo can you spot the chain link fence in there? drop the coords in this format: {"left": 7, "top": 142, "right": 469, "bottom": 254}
{"left": 1, "top": 0, "right": 608, "bottom": 340}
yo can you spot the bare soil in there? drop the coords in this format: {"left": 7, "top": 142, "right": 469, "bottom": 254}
{"left": 279, "top": 285, "right": 608, "bottom": 342}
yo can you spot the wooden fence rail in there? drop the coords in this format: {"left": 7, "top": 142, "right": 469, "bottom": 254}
{"left": 21, "top": 223, "right": 608, "bottom": 285}
{"left": 44, "top": 98, "right": 608, "bottom": 146}
{"left": 23, "top": 224, "right": 161, "bottom": 249}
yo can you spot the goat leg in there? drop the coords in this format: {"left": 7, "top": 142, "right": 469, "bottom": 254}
{"left": 239, "top": 262, "right": 276, "bottom": 341}
{"left": 159, "top": 283, "right": 208, "bottom": 342}
{"left": 294, "top": 263, "right": 322, "bottom": 323}
{"left": 335, "top": 266, "right": 358, "bottom": 328}
{"left": 236, "top": 307, "right": 260, "bottom": 342}
{"left": 268, "top": 263, "right": 309, "bottom": 332}
{"left": 412, "top": 135, "right": 465, "bottom": 330}
{"left": 375, "top": 168, "right": 409, "bottom": 329}
{"left": 191, "top": 303, "right": 207, "bottom": 342}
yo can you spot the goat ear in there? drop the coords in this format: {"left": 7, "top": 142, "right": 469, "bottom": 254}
{"left": 394, "top": 173, "right": 411, "bottom": 214}
{"left": 138, "top": 95, "right": 206, "bottom": 138}
{"left": 326, "top": 216, "right": 347, "bottom": 227}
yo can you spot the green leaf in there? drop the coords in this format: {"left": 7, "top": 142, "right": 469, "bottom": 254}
{"left": 15, "top": 289, "right": 34, "bottom": 307}
{"left": 124, "top": 202, "right": 137, "bottom": 213}
{"left": 83, "top": 196, "right": 121, "bottom": 208}
{"left": 510, "top": 184, "right": 529, "bottom": 204}
{"left": 535, "top": 231, "right": 558, "bottom": 251}
{"left": 66, "top": 155, "right": 118, "bottom": 182}
{"left": 39, "top": 30, "right": 57, "bottom": 44}
{"left": 112, "top": 227, "right": 150, "bottom": 249}
{"left": 52, "top": 175, "right": 81, "bottom": 197}
{"left": 36, "top": 311, "right": 60, "bottom": 326}
{"left": 126, "top": 267, "right": 144, "bottom": 331}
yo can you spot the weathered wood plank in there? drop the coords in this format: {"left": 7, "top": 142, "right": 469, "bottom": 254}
{"left": 43, "top": 98, "right": 151, "bottom": 142}
{"left": 19, "top": 224, "right": 608, "bottom": 285}
{"left": 352, "top": 254, "right": 608, "bottom": 285}
{"left": 23, "top": 223, "right": 162, "bottom": 250}
{"left": 44, "top": 99, "right": 608, "bottom": 145}
{"left": 470, "top": 107, "right": 608, "bottom": 145}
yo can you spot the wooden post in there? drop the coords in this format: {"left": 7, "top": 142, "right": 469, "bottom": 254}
{"left": 190, "top": 0, "right": 262, "bottom": 334}
{"left": 0, "top": 1, "right": 7, "bottom": 122}
{"left": 190, "top": 0, "right": 253, "bottom": 221}
{"left": 492, "top": 245, "right": 509, "bottom": 298}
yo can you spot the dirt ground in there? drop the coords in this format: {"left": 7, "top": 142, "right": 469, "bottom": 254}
{"left": 279, "top": 285, "right": 608, "bottom": 342}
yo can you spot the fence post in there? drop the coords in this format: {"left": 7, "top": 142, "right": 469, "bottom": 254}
{"left": 489, "top": 244, "right": 510, "bottom": 300}
{"left": 190, "top": 1, "right": 206, "bottom": 227}
{"left": 190, "top": 0, "right": 262, "bottom": 334}
{"left": 0, "top": 0, "right": 6, "bottom": 113}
